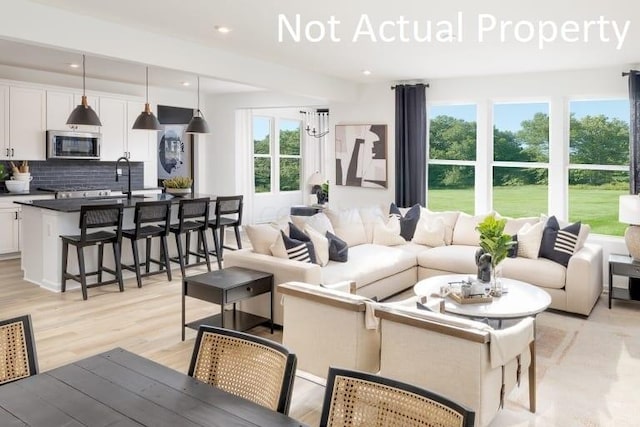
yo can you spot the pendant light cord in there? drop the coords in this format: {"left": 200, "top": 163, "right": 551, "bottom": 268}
{"left": 145, "top": 67, "right": 149, "bottom": 102}
{"left": 82, "top": 54, "right": 86, "bottom": 95}
{"left": 197, "top": 76, "right": 201, "bottom": 113}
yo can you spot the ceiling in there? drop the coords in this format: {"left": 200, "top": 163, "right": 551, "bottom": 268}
{"left": 3, "top": 0, "right": 639, "bottom": 93}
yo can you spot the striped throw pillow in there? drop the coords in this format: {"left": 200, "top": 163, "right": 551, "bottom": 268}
{"left": 538, "top": 216, "right": 581, "bottom": 266}
{"left": 281, "top": 231, "right": 317, "bottom": 264}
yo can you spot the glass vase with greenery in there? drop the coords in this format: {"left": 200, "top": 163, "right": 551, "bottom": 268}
{"left": 475, "top": 214, "right": 515, "bottom": 294}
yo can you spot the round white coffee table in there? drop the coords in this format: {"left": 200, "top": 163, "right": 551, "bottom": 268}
{"left": 414, "top": 274, "right": 551, "bottom": 319}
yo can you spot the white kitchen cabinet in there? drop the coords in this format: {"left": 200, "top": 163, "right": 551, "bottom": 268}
{"left": 0, "top": 84, "right": 8, "bottom": 160}
{"left": 8, "top": 86, "right": 46, "bottom": 160}
{"left": 99, "top": 96, "right": 128, "bottom": 161}
{"left": 126, "top": 101, "right": 151, "bottom": 161}
{"left": 0, "top": 207, "right": 20, "bottom": 254}
{"left": 46, "top": 90, "right": 101, "bottom": 133}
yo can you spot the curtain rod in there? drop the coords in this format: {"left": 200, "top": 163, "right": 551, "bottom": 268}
{"left": 390, "top": 83, "right": 430, "bottom": 90}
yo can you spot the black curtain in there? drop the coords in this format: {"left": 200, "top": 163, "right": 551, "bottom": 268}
{"left": 630, "top": 71, "right": 640, "bottom": 194}
{"left": 395, "top": 84, "right": 427, "bottom": 207}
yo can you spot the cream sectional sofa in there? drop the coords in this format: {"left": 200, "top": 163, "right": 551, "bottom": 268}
{"left": 225, "top": 205, "right": 603, "bottom": 325}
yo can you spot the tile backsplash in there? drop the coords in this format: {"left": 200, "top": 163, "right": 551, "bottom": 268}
{"left": 1, "top": 160, "right": 144, "bottom": 191}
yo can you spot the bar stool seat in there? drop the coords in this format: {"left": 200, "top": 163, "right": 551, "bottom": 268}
{"left": 121, "top": 200, "right": 172, "bottom": 287}
{"left": 169, "top": 198, "right": 212, "bottom": 277}
{"left": 61, "top": 204, "right": 124, "bottom": 300}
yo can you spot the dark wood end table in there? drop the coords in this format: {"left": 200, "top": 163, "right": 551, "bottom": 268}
{"left": 182, "top": 266, "right": 274, "bottom": 340}
{"left": 608, "top": 253, "right": 640, "bottom": 308}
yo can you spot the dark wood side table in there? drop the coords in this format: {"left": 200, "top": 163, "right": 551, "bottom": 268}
{"left": 290, "top": 205, "right": 324, "bottom": 216}
{"left": 608, "top": 254, "right": 640, "bottom": 308}
{"left": 182, "top": 266, "right": 274, "bottom": 340}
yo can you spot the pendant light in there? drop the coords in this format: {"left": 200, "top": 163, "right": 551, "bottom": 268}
{"left": 66, "top": 54, "right": 102, "bottom": 126}
{"left": 185, "top": 76, "right": 210, "bottom": 134}
{"left": 132, "top": 67, "right": 162, "bottom": 130}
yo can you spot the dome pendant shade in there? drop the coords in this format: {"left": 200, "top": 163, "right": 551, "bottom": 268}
{"left": 132, "top": 102, "right": 162, "bottom": 130}
{"left": 66, "top": 55, "right": 101, "bottom": 126}
{"left": 186, "top": 111, "right": 210, "bottom": 134}
{"left": 185, "top": 76, "right": 210, "bottom": 134}
{"left": 67, "top": 95, "right": 102, "bottom": 126}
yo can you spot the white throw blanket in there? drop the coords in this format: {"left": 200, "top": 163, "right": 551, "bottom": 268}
{"left": 489, "top": 317, "right": 535, "bottom": 368}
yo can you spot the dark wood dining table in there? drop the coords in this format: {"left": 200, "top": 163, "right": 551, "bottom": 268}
{"left": 0, "top": 348, "right": 307, "bottom": 427}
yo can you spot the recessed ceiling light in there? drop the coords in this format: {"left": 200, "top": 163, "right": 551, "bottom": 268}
{"left": 362, "top": 70, "right": 372, "bottom": 76}
{"left": 214, "top": 25, "right": 231, "bottom": 34}
{"left": 69, "top": 63, "right": 80, "bottom": 68}
{"left": 181, "top": 81, "right": 191, "bottom": 87}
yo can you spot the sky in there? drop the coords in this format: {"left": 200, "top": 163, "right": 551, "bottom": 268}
{"left": 430, "top": 99, "right": 630, "bottom": 132}
{"left": 253, "top": 117, "right": 300, "bottom": 141}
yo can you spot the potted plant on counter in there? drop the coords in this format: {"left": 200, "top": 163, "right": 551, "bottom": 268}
{"left": 163, "top": 176, "right": 193, "bottom": 197}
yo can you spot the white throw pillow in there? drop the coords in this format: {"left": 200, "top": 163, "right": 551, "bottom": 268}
{"left": 421, "top": 209, "right": 460, "bottom": 245}
{"left": 517, "top": 220, "right": 545, "bottom": 259}
{"left": 245, "top": 222, "right": 286, "bottom": 255}
{"left": 325, "top": 207, "right": 367, "bottom": 247}
{"left": 412, "top": 216, "right": 446, "bottom": 247}
{"left": 452, "top": 212, "right": 491, "bottom": 246}
{"left": 304, "top": 224, "right": 330, "bottom": 266}
{"left": 269, "top": 232, "right": 288, "bottom": 259}
{"left": 372, "top": 216, "right": 406, "bottom": 246}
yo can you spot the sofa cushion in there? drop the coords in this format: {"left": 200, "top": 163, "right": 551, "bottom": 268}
{"left": 325, "top": 207, "right": 368, "bottom": 247}
{"left": 417, "top": 245, "right": 479, "bottom": 275}
{"left": 390, "top": 203, "right": 421, "bottom": 240}
{"left": 500, "top": 256, "right": 567, "bottom": 289}
{"left": 326, "top": 231, "right": 349, "bottom": 262}
{"left": 359, "top": 205, "right": 386, "bottom": 243}
{"left": 291, "top": 212, "right": 335, "bottom": 236}
{"left": 452, "top": 212, "right": 491, "bottom": 246}
{"left": 372, "top": 216, "right": 406, "bottom": 246}
{"left": 322, "top": 244, "right": 417, "bottom": 288}
{"left": 420, "top": 209, "right": 460, "bottom": 245}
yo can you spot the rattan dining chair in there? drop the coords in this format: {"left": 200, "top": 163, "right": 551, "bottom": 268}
{"left": 0, "top": 314, "right": 38, "bottom": 386}
{"left": 320, "top": 367, "right": 475, "bottom": 427}
{"left": 188, "top": 325, "right": 297, "bottom": 415}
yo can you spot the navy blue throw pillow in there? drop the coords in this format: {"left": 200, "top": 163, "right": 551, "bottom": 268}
{"left": 507, "top": 235, "right": 518, "bottom": 258}
{"left": 538, "top": 216, "right": 580, "bottom": 267}
{"left": 389, "top": 203, "right": 421, "bottom": 240}
{"left": 288, "top": 222, "right": 309, "bottom": 242}
{"left": 326, "top": 231, "right": 348, "bottom": 262}
{"left": 281, "top": 231, "right": 316, "bottom": 264}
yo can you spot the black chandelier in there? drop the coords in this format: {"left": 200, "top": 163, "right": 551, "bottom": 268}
{"left": 300, "top": 108, "right": 329, "bottom": 138}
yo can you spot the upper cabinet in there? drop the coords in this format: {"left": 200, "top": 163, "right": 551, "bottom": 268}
{"left": 0, "top": 84, "right": 9, "bottom": 160}
{"left": 46, "top": 90, "right": 100, "bottom": 133}
{"left": 6, "top": 86, "right": 46, "bottom": 161}
{"left": 100, "top": 98, "right": 150, "bottom": 162}
{"left": 126, "top": 101, "right": 151, "bottom": 162}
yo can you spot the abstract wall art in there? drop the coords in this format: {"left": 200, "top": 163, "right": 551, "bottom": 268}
{"left": 335, "top": 124, "right": 388, "bottom": 188}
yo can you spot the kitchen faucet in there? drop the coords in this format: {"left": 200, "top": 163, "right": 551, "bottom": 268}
{"left": 115, "top": 156, "right": 132, "bottom": 199}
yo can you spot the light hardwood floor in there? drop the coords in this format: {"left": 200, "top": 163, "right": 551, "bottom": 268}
{"left": 0, "top": 258, "right": 323, "bottom": 426}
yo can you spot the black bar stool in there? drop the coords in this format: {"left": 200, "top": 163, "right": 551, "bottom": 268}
{"left": 60, "top": 204, "right": 124, "bottom": 300}
{"left": 121, "top": 200, "right": 173, "bottom": 287}
{"left": 204, "top": 195, "right": 243, "bottom": 269}
{"left": 169, "top": 198, "right": 212, "bottom": 277}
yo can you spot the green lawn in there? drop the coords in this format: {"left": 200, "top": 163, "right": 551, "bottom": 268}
{"left": 428, "top": 185, "right": 626, "bottom": 236}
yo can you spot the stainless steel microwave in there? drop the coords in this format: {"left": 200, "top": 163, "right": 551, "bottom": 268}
{"left": 47, "top": 130, "right": 101, "bottom": 160}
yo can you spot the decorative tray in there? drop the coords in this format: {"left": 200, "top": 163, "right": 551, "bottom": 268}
{"left": 449, "top": 292, "right": 493, "bottom": 305}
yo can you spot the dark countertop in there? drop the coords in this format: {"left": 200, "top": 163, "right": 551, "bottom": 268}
{"left": 15, "top": 193, "right": 216, "bottom": 213}
{"left": 0, "top": 190, "right": 54, "bottom": 197}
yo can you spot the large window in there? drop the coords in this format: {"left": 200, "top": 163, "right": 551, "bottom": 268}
{"left": 252, "top": 116, "right": 302, "bottom": 194}
{"left": 568, "top": 100, "right": 629, "bottom": 235}
{"left": 493, "top": 102, "right": 549, "bottom": 217}
{"left": 427, "top": 104, "right": 476, "bottom": 213}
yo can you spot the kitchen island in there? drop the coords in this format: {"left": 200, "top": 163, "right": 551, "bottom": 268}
{"left": 16, "top": 193, "right": 215, "bottom": 292}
